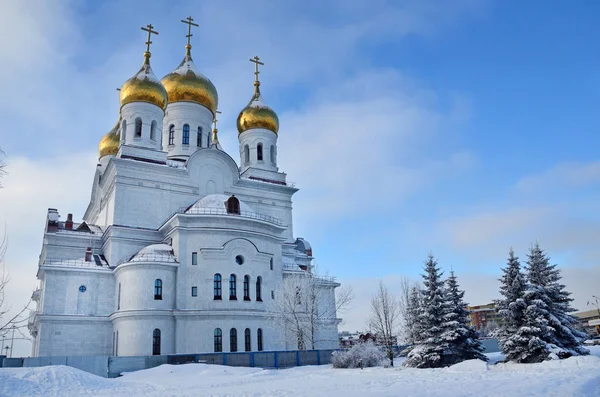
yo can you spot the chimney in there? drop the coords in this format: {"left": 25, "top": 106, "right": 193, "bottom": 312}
{"left": 46, "top": 208, "right": 59, "bottom": 233}
{"left": 65, "top": 213, "right": 73, "bottom": 230}
{"left": 85, "top": 247, "right": 93, "bottom": 262}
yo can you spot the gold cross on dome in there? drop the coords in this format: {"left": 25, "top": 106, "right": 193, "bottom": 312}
{"left": 141, "top": 24, "right": 159, "bottom": 53}
{"left": 213, "top": 110, "right": 222, "bottom": 130}
{"left": 249, "top": 56, "right": 264, "bottom": 83}
{"left": 181, "top": 16, "right": 199, "bottom": 46}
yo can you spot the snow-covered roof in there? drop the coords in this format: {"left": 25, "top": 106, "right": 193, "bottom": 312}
{"left": 185, "top": 194, "right": 253, "bottom": 214}
{"left": 129, "top": 244, "right": 178, "bottom": 263}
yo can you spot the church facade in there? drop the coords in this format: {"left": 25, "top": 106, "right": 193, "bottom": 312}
{"left": 27, "top": 22, "right": 341, "bottom": 357}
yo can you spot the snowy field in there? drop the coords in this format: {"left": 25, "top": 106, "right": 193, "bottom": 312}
{"left": 1, "top": 347, "right": 599, "bottom": 397}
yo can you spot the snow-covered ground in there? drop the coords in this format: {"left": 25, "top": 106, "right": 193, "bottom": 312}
{"left": 1, "top": 347, "right": 599, "bottom": 397}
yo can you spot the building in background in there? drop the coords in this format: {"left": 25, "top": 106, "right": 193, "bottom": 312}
{"left": 573, "top": 309, "right": 600, "bottom": 336}
{"left": 466, "top": 303, "right": 502, "bottom": 332}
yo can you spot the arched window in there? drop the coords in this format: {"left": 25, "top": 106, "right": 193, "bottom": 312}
{"left": 256, "top": 276, "right": 262, "bottom": 302}
{"left": 214, "top": 328, "right": 222, "bottom": 352}
{"left": 135, "top": 118, "right": 142, "bottom": 137}
{"left": 152, "top": 329, "right": 161, "bottom": 355}
{"left": 154, "top": 279, "right": 162, "bottom": 300}
{"left": 270, "top": 145, "right": 276, "bottom": 165}
{"left": 257, "top": 328, "right": 263, "bottom": 351}
{"left": 121, "top": 120, "right": 127, "bottom": 142}
{"left": 244, "top": 328, "right": 251, "bottom": 352}
{"left": 197, "top": 127, "right": 203, "bottom": 147}
{"left": 168, "top": 125, "right": 175, "bottom": 145}
{"left": 257, "top": 143, "right": 263, "bottom": 161}
{"left": 117, "top": 283, "right": 121, "bottom": 310}
{"left": 150, "top": 120, "right": 157, "bottom": 141}
{"left": 226, "top": 196, "right": 240, "bottom": 215}
{"left": 244, "top": 145, "right": 250, "bottom": 164}
{"left": 214, "top": 274, "right": 222, "bottom": 300}
{"left": 229, "top": 274, "right": 237, "bottom": 300}
{"left": 270, "top": 258, "right": 273, "bottom": 271}
{"left": 182, "top": 124, "right": 190, "bottom": 144}
{"left": 230, "top": 328, "right": 238, "bottom": 352}
{"left": 243, "top": 275, "right": 250, "bottom": 301}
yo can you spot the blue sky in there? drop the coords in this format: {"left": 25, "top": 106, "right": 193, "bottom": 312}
{"left": 1, "top": 0, "right": 599, "bottom": 354}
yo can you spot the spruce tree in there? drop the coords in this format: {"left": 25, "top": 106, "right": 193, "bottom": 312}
{"left": 496, "top": 249, "right": 533, "bottom": 361}
{"left": 405, "top": 254, "right": 448, "bottom": 368}
{"left": 524, "top": 243, "right": 589, "bottom": 359}
{"left": 405, "top": 285, "right": 422, "bottom": 346}
{"left": 442, "top": 271, "right": 487, "bottom": 364}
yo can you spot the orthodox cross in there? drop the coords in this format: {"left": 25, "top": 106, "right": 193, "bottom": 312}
{"left": 213, "top": 110, "right": 222, "bottom": 131}
{"left": 181, "top": 16, "right": 199, "bottom": 46}
{"left": 141, "top": 24, "right": 159, "bottom": 53}
{"left": 249, "top": 56, "right": 264, "bottom": 83}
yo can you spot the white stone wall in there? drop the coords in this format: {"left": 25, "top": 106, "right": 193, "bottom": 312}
{"left": 163, "top": 102, "right": 213, "bottom": 160}
{"left": 238, "top": 128, "right": 278, "bottom": 173}
{"left": 36, "top": 318, "right": 112, "bottom": 357}
{"left": 112, "top": 312, "right": 175, "bottom": 356}
{"left": 121, "top": 102, "right": 164, "bottom": 150}
{"left": 114, "top": 262, "right": 177, "bottom": 312}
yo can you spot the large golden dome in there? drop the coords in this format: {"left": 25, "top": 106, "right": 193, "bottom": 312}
{"left": 161, "top": 46, "right": 218, "bottom": 114}
{"left": 98, "top": 119, "right": 120, "bottom": 158}
{"left": 120, "top": 52, "right": 167, "bottom": 110}
{"left": 237, "top": 83, "right": 279, "bottom": 135}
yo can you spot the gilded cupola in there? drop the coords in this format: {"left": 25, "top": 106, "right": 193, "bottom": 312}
{"left": 119, "top": 51, "right": 168, "bottom": 110}
{"left": 98, "top": 119, "right": 120, "bottom": 158}
{"left": 161, "top": 45, "right": 218, "bottom": 114}
{"left": 237, "top": 56, "right": 279, "bottom": 135}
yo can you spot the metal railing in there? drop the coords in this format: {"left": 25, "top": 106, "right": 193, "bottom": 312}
{"left": 122, "top": 252, "right": 178, "bottom": 265}
{"left": 43, "top": 258, "right": 106, "bottom": 268}
{"left": 282, "top": 265, "right": 337, "bottom": 283}
{"left": 179, "top": 207, "right": 285, "bottom": 226}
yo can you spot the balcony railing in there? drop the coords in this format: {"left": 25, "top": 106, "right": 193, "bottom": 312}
{"left": 177, "top": 207, "right": 285, "bottom": 226}
{"left": 282, "top": 264, "right": 337, "bottom": 283}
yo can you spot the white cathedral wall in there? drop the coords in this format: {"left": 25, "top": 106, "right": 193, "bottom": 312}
{"left": 121, "top": 102, "right": 164, "bottom": 150}
{"left": 36, "top": 318, "right": 113, "bottom": 357}
{"left": 238, "top": 129, "right": 278, "bottom": 173}
{"left": 113, "top": 313, "right": 175, "bottom": 356}
{"left": 40, "top": 269, "right": 114, "bottom": 316}
{"left": 163, "top": 102, "right": 213, "bottom": 160}
{"left": 114, "top": 262, "right": 177, "bottom": 312}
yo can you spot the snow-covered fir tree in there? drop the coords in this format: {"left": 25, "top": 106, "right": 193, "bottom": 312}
{"left": 442, "top": 271, "right": 487, "bottom": 364}
{"left": 405, "top": 254, "right": 448, "bottom": 368}
{"left": 496, "top": 249, "right": 533, "bottom": 361}
{"left": 404, "top": 285, "right": 422, "bottom": 346}
{"left": 523, "top": 243, "right": 588, "bottom": 360}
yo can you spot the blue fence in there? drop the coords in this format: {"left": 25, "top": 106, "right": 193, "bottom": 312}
{"left": 0, "top": 349, "right": 337, "bottom": 378}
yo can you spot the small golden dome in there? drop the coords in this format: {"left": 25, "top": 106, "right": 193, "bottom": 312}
{"left": 98, "top": 120, "right": 120, "bottom": 158}
{"left": 161, "top": 46, "right": 218, "bottom": 114}
{"left": 120, "top": 52, "right": 168, "bottom": 110}
{"left": 237, "top": 84, "right": 279, "bottom": 135}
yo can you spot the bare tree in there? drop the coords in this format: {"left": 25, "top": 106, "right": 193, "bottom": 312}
{"left": 368, "top": 281, "right": 401, "bottom": 366}
{"left": 397, "top": 276, "right": 421, "bottom": 343}
{"left": 271, "top": 270, "right": 353, "bottom": 350}
{"left": 0, "top": 148, "right": 6, "bottom": 188}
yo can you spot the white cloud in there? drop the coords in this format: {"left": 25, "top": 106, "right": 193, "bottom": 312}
{"left": 515, "top": 161, "right": 600, "bottom": 193}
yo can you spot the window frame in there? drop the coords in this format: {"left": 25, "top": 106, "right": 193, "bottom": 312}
{"left": 214, "top": 328, "right": 223, "bottom": 352}
{"left": 244, "top": 328, "right": 251, "bottom": 352}
{"left": 135, "top": 118, "right": 142, "bottom": 138}
{"left": 257, "top": 328, "right": 263, "bottom": 351}
{"left": 191, "top": 252, "right": 198, "bottom": 266}
{"left": 243, "top": 275, "right": 250, "bottom": 301}
{"left": 168, "top": 125, "right": 175, "bottom": 145}
{"left": 154, "top": 279, "right": 163, "bottom": 300}
{"left": 197, "top": 127, "right": 203, "bottom": 147}
{"left": 214, "top": 274, "right": 222, "bottom": 300}
{"left": 257, "top": 143, "right": 263, "bottom": 161}
{"left": 230, "top": 328, "right": 238, "bottom": 352}
{"left": 229, "top": 274, "right": 237, "bottom": 300}
{"left": 182, "top": 124, "right": 190, "bottom": 145}
{"left": 152, "top": 329, "right": 161, "bottom": 355}
{"left": 256, "top": 276, "right": 262, "bottom": 302}
{"left": 191, "top": 286, "right": 198, "bottom": 297}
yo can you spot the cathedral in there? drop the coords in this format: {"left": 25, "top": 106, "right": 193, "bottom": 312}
{"left": 27, "top": 20, "right": 341, "bottom": 357}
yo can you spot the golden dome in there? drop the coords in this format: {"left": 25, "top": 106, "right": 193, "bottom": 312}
{"left": 161, "top": 46, "right": 218, "bottom": 114}
{"left": 236, "top": 83, "right": 279, "bottom": 135}
{"left": 120, "top": 52, "right": 167, "bottom": 110}
{"left": 98, "top": 120, "right": 120, "bottom": 158}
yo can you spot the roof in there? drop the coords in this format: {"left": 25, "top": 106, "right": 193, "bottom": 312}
{"left": 185, "top": 194, "right": 253, "bottom": 214}
{"left": 129, "top": 244, "right": 178, "bottom": 263}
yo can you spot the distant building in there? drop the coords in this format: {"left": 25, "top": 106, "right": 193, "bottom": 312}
{"left": 573, "top": 309, "right": 600, "bottom": 336}
{"left": 466, "top": 303, "right": 502, "bottom": 331}
{"left": 338, "top": 331, "right": 396, "bottom": 348}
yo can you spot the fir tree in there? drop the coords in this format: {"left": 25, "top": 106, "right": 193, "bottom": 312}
{"left": 524, "top": 243, "right": 588, "bottom": 359}
{"left": 405, "top": 254, "right": 448, "bottom": 368}
{"left": 442, "top": 271, "right": 487, "bottom": 364}
{"left": 405, "top": 285, "right": 422, "bottom": 346}
{"left": 496, "top": 249, "right": 533, "bottom": 361}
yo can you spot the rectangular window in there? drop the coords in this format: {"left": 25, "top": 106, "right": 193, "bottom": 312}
{"left": 270, "top": 258, "right": 273, "bottom": 270}
{"left": 192, "top": 252, "right": 197, "bottom": 266}
{"left": 271, "top": 290, "right": 275, "bottom": 300}
{"left": 192, "top": 286, "right": 197, "bottom": 297}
